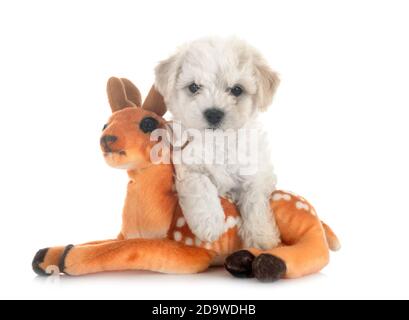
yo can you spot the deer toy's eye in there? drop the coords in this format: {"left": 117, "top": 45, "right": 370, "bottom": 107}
{"left": 139, "top": 117, "right": 159, "bottom": 133}
{"left": 102, "top": 124, "right": 108, "bottom": 131}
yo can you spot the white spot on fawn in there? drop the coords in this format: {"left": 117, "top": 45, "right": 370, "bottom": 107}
{"left": 173, "top": 231, "right": 182, "bottom": 242}
{"left": 235, "top": 217, "right": 242, "bottom": 228}
{"left": 224, "top": 216, "right": 241, "bottom": 232}
{"left": 185, "top": 237, "right": 194, "bottom": 246}
{"left": 195, "top": 238, "right": 202, "bottom": 247}
{"left": 176, "top": 217, "right": 186, "bottom": 228}
{"left": 225, "top": 216, "right": 237, "bottom": 229}
{"left": 272, "top": 193, "right": 292, "bottom": 202}
{"left": 296, "top": 201, "right": 310, "bottom": 211}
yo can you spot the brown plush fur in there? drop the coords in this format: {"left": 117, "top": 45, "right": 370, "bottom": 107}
{"left": 32, "top": 77, "right": 340, "bottom": 281}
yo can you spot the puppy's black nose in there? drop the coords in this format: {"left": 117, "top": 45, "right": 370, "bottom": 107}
{"left": 204, "top": 108, "right": 224, "bottom": 126}
{"left": 100, "top": 135, "right": 117, "bottom": 151}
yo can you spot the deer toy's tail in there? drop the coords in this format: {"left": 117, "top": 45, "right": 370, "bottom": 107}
{"left": 226, "top": 191, "right": 341, "bottom": 280}
{"left": 322, "top": 221, "right": 341, "bottom": 252}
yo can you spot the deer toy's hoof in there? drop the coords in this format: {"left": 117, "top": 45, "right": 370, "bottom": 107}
{"left": 252, "top": 254, "right": 287, "bottom": 282}
{"left": 224, "top": 250, "right": 255, "bottom": 278}
{"left": 58, "top": 245, "right": 74, "bottom": 275}
{"left": 32, "top": 248, "right": 50, "bottom": 276}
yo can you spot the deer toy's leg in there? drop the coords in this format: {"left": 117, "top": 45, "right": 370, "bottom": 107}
{"left": 32, "top": 239, "right": 118, "bottom": 276}
{"left": 226, "top": 191, "right": 334, "bottom": 282}
{"left": 249, "top": 219, "right": 329, "bottom": 281}
{"left": 59, "top": 239, "right": 215, "bottom": 276}
{"left": 32, "top": 246, "right": 66, "bottom": 276}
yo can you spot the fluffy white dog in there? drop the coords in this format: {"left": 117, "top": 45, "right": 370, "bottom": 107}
{"left": 155, "top": 37, "right": 281, "bottom": 250}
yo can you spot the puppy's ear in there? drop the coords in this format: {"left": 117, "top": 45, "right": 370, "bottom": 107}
{"left": 254, "top": 55, "right": 280, "bottom": 111}
{"left": 154, "top": 51, "right": 182, "bottom": 98}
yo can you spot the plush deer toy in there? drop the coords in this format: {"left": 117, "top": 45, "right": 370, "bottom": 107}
{"left": 32, "top": 77, "right": 340, "bottom": 282}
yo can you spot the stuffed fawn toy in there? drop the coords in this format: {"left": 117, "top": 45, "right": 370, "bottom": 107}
{"left": 32, "top": 77, "right": 340, "bottom": 282}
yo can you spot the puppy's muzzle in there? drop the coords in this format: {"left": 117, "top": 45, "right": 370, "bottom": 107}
{"left": 204, "top": 108, "right": 224, "bottom": 127}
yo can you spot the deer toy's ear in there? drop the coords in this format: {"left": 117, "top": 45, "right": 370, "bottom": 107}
{"left": 121, "top": 78, "right": 142, "bottom": 107}
{"left": 107, "top": 77, "right": 142, "bottom": 113}
{"left": 142, "top": 85, "right": 167, "bottom": 116}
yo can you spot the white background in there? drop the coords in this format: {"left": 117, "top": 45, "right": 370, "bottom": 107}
{"left": 0, "top": 0, "right": 408, "bottom": 300}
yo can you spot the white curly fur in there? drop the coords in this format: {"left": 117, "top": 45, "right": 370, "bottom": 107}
{"left": 155, "top": 37, "right": 281, "bottom": 250}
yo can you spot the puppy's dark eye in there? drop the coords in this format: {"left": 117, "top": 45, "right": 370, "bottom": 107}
{"left": 230, "top": 86, "right": 243, "bottom": 97}
{"left": 139, "top": 117, "right": 159, "bottom": 133}
{"left": 188, "top": 83, "right": 201, "bottom": 94}
{"left": 102, "top": 124, "right": 108, "bottom": 131}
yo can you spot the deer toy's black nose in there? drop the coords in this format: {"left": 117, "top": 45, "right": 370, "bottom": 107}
{"left": 101, "top": 135, "right": 117, "bottom": 144}
{"left": 100, "top": 135, "right": 117, "bottom": 152}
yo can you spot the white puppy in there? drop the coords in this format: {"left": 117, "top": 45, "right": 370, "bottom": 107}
{"left": 155, "top": 37, "right": 281, "bottom": 250}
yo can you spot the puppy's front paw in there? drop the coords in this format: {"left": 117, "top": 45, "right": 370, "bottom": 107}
{"left": 239, "top": 218, "right": 281, "bottom": 250}
{"left": 189, "top": 210, "right": 226, "bottom": 243}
